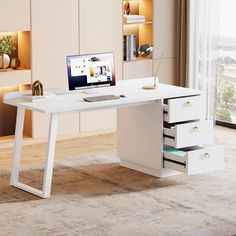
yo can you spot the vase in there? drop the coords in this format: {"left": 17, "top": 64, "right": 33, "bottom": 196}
{"left": 0, "top": 54, "right": 10, "bottom": 69}
{"left": 10, "top": 58, "right": 21, "bottom": 70}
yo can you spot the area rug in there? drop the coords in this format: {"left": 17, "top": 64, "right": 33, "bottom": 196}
{"left": 0, "top": 144, "right": 236, "bottom": 235}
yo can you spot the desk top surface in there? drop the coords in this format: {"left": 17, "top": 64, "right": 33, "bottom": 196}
{"left": 4, "top": 78, "right": 201, "bottom": 113}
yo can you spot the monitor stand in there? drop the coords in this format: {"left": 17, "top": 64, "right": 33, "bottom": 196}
{"left": 81, "top": 89, "right": 98, "bottom": 94}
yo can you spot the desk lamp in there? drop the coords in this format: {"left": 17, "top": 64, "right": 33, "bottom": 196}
{"left": 138, "top": 45, "right": 164, "bottom": 90}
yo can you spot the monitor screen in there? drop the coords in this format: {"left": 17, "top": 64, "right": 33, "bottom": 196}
{"left": 67, "top": 52, "right": 116, "bottom": 90}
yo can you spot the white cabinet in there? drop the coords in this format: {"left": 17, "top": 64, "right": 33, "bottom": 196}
{"left": 122, "top": 0, "right": 177, "bottom": 84}
{"left": 31, "top": 0, "right": 79, "bottom": 138}
{"left": 123, "top": 60, "right": 153, "bottom": 80}
{"left": 118, "top": 91, "right": 224, "bottom": 178}
{"left": 154, "top": 0, "right": 177, "bottom": 58}
{"left": 0, "top": 0, "right": 30, "bottom": 31}
{"left": 21, "top": 0, "right": 123, "bottom": 138}
{"left": 79, "top": 0, "right": 122, "bottom": 81}
{"left": 79, "top": 0, "right": 122, "bottom": 133}
{"left": 154, "top": 58, "right": 177, "bottom": 85}
{"left": 0, "top": 0, "right": 179, "bottom": 140}
{"left": 153, "top": 0, "right": 177, "bottom": 85}
{"left": 80, "top": 109, "right": 117, "bottom": 133}
{"left": 118, "top": 101, "right": 163, "bottom": 171}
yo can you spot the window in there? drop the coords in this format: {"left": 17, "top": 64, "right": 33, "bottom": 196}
{"left": 189, "top": 0, "right": 236, "bottom": 128}
{"left": 216, "top": 0, "right": 236, "bottom": 127}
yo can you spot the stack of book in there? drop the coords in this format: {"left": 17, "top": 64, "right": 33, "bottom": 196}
{"left": 123, "top": 34, "right": 136, "bottom": 61}
{"left": 23, "top": 92, "right": 57, "bottom": 102}
{"left": 123, "top": 15, "right": 145, "bottom": 24}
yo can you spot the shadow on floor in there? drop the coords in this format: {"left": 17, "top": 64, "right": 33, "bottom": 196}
{"left": 0, "top": 162, "right": 182, "bottom": 204}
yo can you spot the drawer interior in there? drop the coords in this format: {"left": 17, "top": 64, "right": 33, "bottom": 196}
{"left": 163, "top": 120, "right": 197, "bottom": 128}
{"left": 163, "top": 146, "right": 204, "bottom": 165}
{"left": 163, "top": 145, "right": 225, "bottom": 175}
{"left": 163, "top": 146, "right": 204, "bottom": 174}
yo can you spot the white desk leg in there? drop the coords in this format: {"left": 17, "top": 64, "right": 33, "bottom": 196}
{"left": 42, "top": 113, "right": 58, "bottom": 198}
{"left": 11, "top": 112, "right": 58, "bottom": 199}
{"left": 11, "top": 106, "right": 25, "bottom": 185}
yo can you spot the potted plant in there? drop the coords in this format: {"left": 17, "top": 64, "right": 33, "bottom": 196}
{"left": 0, "top": 35, "right": 16, "bottom": 69}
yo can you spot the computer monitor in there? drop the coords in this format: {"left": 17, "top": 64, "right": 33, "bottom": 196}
{"left": 67, "top": 52, "right": 116, "bottom": 90}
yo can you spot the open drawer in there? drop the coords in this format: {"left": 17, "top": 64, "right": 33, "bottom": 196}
{"left": 163, "top": 145, "right": 225, "bottom": 175}
{"left": 163, "top": 120, "right": 213, "bottom": 148}
{"left": 163, "top": 96, "right": 203, "bottom": 123}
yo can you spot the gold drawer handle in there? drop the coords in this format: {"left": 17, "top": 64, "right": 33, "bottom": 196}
{"left": 193, "top": 126, "right": 199, "bottom": 132}
{"left": 204, "top": 153, "right": 210, "bottom": 159}
{"left": 186, "top": 101, "right": 192, "bottom": 107}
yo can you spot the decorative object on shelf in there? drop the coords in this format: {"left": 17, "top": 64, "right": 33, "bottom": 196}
{"left": 123, "top": 34, "right": 136, "bottom": 61}
{"left": 0, "top": 54, "right": 10, "bottom": 69}
{"left": 138, "top": 44, "right": 153, "bottom": 58}
{"left": 0, "top": 35, "right": 16, "bottom": 69}
{"left": 123, "top": 15, "right": 145, "bottom": 24}
{"left": 123, "top": 1, "right": 130, "bottom": 15}
{"left": 32, "top": 80, "right": 44, "bottom": 96}
{"left": 141, "top": 45, "right": 164, "bottom": 90}
{"left": 10, "top": 58, "right": 21, "bottom": 70}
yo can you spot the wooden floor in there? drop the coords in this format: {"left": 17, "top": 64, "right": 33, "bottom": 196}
{"left": 0, "top": 125, "right": 234, "bottom": 170}
{"left": 0, "top": 133, "right": 116, "bottom": 169}
{"left": 0, "top": 127, "right": 235, "bottom": 235}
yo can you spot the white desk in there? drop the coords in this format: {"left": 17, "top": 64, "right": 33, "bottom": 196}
{"left": 4, "top": 78, "right": 224, "bottom": 198}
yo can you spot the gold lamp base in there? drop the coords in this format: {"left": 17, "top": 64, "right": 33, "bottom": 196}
{"left": 142, "top": 85, "right": 158, "bottom": 90}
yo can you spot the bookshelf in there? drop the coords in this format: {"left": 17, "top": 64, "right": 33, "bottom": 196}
{"left": 0, "top": 84, "right": 32, "bottom": 140}
{"left": 0, "top": 31, "right": 31, "bottom": 87}
{"left": 123, "top": 0, "right": 154, "bottom": 62}
{"left": 0, "top": 31, "right": 32, "bottom": 139}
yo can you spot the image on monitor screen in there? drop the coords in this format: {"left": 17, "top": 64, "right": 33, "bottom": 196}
{"left": 67, "top": 52, "right": 116, "bottom": 90}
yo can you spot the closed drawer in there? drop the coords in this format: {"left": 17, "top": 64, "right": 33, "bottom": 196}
{"left": 163, "top": 96, "right": 203, "bottom": 123}
{"left": 163, "top": 145, "right": 225, "bottom": 175}
{"left": 163, "top": 120, "right": 213, "bottom": 148}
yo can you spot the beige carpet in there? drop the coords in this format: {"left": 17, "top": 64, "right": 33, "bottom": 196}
{"left": 0, "top": 129, "right": 236, "bottom": 236}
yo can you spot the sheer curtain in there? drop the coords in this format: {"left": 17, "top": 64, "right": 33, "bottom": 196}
{"left": 188, "top": 0, "right": 220, "bottom": 119}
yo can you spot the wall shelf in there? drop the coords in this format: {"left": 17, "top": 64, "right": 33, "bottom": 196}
{"left": 0, "top": 84, "right": 32, "bottom": 139}
{"left": 123, "top": 56, "right": 152, "bottom": 63}
{"left": 0, "top": 31, "right": 31, "bottom": 79}
{"left": 123, "top": 20, "right": 153, "bottom": 26}
{"left": 0, "top": 30, "right": 32, "bottom": 139}
{"left": 123, "top": 0, "right": 154, "bottom": 68}
{"left": 0, "top": 30, "right": 31, "bottom": 90}
{"left": 0, "top": 69, "right": 31, "bottom": 87}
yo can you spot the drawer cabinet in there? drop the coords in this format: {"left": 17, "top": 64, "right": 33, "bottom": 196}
{"left": 163, "top": 145, "right": 225, "bottom": 175}
{"left": 162, "top": 94, "right": 224, "bottom": 176}
{"left": 163, "top": 120, "right": 214, "bottom": 148}
{"left": 164, "top": 96, "right": 203, "bottom": 123}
